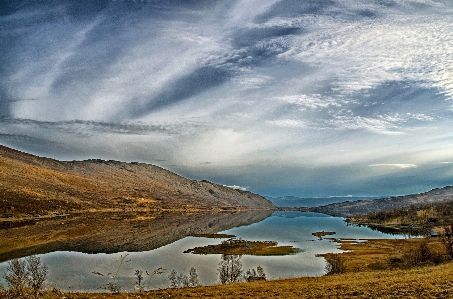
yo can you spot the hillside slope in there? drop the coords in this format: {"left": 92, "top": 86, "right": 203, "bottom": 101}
{"left": 310, "top": 186, "right": 453, "bottom": 217}
{"left": 0, "top": 145, "right": 275, "bottom": 216}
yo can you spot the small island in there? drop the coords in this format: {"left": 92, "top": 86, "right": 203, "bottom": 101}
{"left": 312, "top": 231, "right": 336, "bottom": 239}
{"left": 184, "top": 238, "right": 301, "bottom": 255}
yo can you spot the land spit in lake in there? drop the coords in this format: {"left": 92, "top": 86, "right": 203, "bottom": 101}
{"left": 184, "top": 237, "right": 302, "bottom": 255}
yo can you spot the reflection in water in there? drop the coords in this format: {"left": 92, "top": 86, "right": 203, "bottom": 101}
{"left": 0, "top": 210, "right": 273, "bottom": 262}
{"left": 360, "top": 224, "right": 423, "bottom": 238}
{"left": 0, "top": 211, "right": 410, "bottom": 291}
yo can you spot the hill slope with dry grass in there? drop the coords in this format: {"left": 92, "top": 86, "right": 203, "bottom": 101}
{"left": 0, "top": 145, "right": 275, "bottom": 217}
{"left": 311, "top": 186, "right": 453, "bottom": 217}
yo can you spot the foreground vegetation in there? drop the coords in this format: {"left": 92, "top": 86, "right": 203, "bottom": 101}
{"left": 2, "top": 259, "right": 453, "bottom": 298}
{"left": 3, "top": 236, "right": 453, "bottom": 298}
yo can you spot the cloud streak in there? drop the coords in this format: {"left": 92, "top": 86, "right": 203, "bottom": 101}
{"left": 1, "top": 0, "right": 453, "bottom": 197}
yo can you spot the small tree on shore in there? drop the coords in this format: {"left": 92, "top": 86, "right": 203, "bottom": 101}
{"left": 218, "top": 255, "right": 243, "bottom": 284}
{"left": 245, "top": 265, "right": 266, "bottom": 281}
{"left": 5, "top": 255, "right": 48, "bottom": 298}
{"left": 5, "top": 258, "right": 27, "bottom": 295}
{"left": 26, "top": 255, "right": 48, "bottom": 297}
{"left": 168, "top": 267, "right": 199, "bottom": 288}
{"left": 442, "top": 225, "right": 453, "bottom": 258}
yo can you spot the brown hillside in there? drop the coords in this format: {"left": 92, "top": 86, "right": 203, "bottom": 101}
{"left": 0, "top": 145, "right": 275, "bottom": 217}
{"left": 311, "top": 186, "right": 453, "bottom": 217}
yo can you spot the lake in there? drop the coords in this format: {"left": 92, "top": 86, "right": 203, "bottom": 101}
{"left": 0, "top": 210, "right": 409, "bottom": 292}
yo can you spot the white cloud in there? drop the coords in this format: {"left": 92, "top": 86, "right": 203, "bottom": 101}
{"left": 277, "top": 94, "right": 344, "bottom": 110}
{"left": 2, "top": 0, "right": 453, "bottom": 197}
{"left": 369, "top": 164, "right": 418, "bottom": 169}
{"left": 236, "top": 75, "right": 273, "bottom": 90}
{"left": 284, "top": 9, "right": 453, "bottom": 99}
{"left": 226, "top": 185, "right": 248, "bottom": 191}
{"left": 268, "top": 119, "right": 307, "bottom": 128}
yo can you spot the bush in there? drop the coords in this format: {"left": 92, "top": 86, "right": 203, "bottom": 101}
{"left": 245, "top": 265, "right": 266, "bottom": 282}
{"left": 168, "top": 267, "right": 199, "bottom": 288}
{"left": 4, "top": 255, "right": 48, "bottom": 298}
{"left": 402, "top": 241, "right": 445, "bottom": 267}
{"left": 218, "top": 255, "right": 243, "bottom": 284}
{"left": 441, "top": 225, "right": 453, "bottom": 258}
{"left": 325, "top": 254, "right": 346, "bottom": 275}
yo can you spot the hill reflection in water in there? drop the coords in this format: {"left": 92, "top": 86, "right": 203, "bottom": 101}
{"left": 0, "top": 210, "right": 274, "bottom": 262}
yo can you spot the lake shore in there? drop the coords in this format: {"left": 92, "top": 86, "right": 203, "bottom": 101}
{"left": 9, "top": 237, "right": 453, "bottom": 298}
{"left": 8, "top": 239, "right": 453, "bottom": 299}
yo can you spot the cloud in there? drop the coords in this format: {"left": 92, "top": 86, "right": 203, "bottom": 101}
{"left": 277, "top": 94, "right": 344, "bottom": 110}
{"left": 226, "top": 185, "right": 248, "bottom": 191}
{"left": 1, "top": 0, "right": 453, "bottom": 197}
{"left": 369, "top": 164, "right": 418, "bottom": 169}
{"left": 268, "top": 119, "right": 307, "bottom": 128}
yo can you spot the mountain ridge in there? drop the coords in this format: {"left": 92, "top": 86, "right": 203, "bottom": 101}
{"left": 310, "top": 185, "right": 453, "bottom": 217}
{"left": 0, "top": 145, "right": 275, "bottom": 217}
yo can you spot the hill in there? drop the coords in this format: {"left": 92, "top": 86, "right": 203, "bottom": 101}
{"left": 0, "top": 145, "right": 275, "bottom": 217}
{"left": 310, "top": 185, "right": 453, "bottom": 217}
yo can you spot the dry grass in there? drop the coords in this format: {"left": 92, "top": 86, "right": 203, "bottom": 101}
{"left": 0, "top": 145, "right": 275, "bottom": 219}
{"left": 27, "top": 261, "right": 453, "bottom": 298}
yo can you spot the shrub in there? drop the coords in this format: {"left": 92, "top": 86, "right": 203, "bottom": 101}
{"left": 441, "top": 225, "right": 453, "bottom": 258}
{"left": 4, "top": 255, "right": 48, "bottom": 298}
{"left": 92, "top": 254, "right": 164, "bottom": 293}
{"left": 4, "top": 259, "right": 27, "bottom": 295}
{"left": 25, "top": 256, "right": 48, "bottom": 296}
{"left": 218, "top": 255, "right": 243, "bottom": 284}
{"left": 325, "top": 254, "right": 346, "bottom": 275}
{"left": 245, "top": 265, "right": 266, "bottom": 282}
{"left": 402, "top": 241, "right": 445, "bottom": 267}
{"left": 168, "top": 267, "right": 199, "bottom": 288}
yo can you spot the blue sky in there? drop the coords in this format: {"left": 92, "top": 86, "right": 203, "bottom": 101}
{"left": 1, "top": 0, "right": 453, "bottom": 197}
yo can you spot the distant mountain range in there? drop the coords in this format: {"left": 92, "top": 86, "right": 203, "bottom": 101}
{"left": 310, "top": 186, "right": 453, "bottom": 217}
{"left": 0, "top": 145, "right": 275, "bottom": 216}
{"left": 266, "top": 196, "right": 382, "bottom": 208}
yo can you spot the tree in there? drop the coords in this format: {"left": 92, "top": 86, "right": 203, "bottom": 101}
{"left": 5, "top": 258, "right": 27, "bottom": 295}
{"left": 257, "top": 265, "right": 266, "bottom": 279}
{"left": 188, "top": 267, "right": 200, "bottom": 287}
{"left": 217, "top": 255, "right": 243, "bottom": 284}
{"left": 442, "top": 225, "right": 453, "bottom": 258}
{"left": 134, "top": 270, "right": 144, "bottom": 291}
{"left": 26, "top": 255, "right": 48, "bottom": 297}
{"left": 168, "top": 267, "right": 199, "bottom": 288}
{"left": 4, "top": 255, "right": 48, "bottom": 298}
{"left": 245, "top": 265, "right": 266, "bottom": 282}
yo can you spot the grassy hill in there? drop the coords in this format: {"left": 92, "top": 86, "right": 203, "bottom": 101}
{"left": 0, "top": 145, "right": 275, "bottom": 218}
{"left": 346, "top": 198, "right": 453, "bottom": 234}
{"left": 310, "top": 186, "right": 453, "bottom": 217}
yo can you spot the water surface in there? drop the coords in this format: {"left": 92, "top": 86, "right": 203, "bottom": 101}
{"left": 0, "top": 211, "right": 405, "bottom": 291}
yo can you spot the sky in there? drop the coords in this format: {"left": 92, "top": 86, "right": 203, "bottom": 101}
{"left": 1, "top": 0, "right": 453, "bottom": 198}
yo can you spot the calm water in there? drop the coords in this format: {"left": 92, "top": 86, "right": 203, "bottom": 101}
{"left": 0, "top": 211, "right": 406, "bottom": 292}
